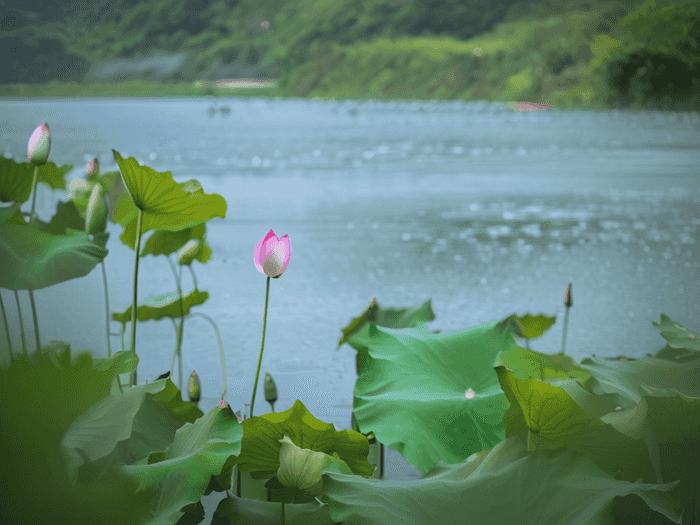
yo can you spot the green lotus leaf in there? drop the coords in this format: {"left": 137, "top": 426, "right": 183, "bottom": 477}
{"left": 118, "top": 403, "right": 243, "bottom": 525}
{"left": 236, "top": 399, "right": 374, "bottom": 480}
{"left": 111, "top": 289, "right": 209, "bottom": 324}
{"left": 494, "top": 343, "right": 593, "bottom": 389}
{"left": 579, "top": 350, "right": 700, "bottom": 408}
{"left": 338, "top": 298, "right": 437, "bottom": 376}
{"left": 498, "top": 312, "right": 556, "bottom": 339}
{"left": 652, "top": 314, "right": 700, "bottom": 353}
{"left": 214, "top": 491, "right": 338, "bottom": 524}
{"left": 0, "top": 202, "right": 109, "bottom": 291}
{"left": 495, "top": 365, "right": 658, "bottom": 484}
{"left": 277, "top": 435, "right": 354, "bottom": 496}
{"left": 139, "top": 222, "right": 213, "bottom": 264}
{"left": 91, "top": 350, "right": 139, "bottom": 375}
{"left": 321, "top": 435, "right": 684, "bottom": 525}
{"left": 351, "top": 320, "right": 516, "bottom": 475}
{"left": 0, "top": 345, "right": 155, "bottom": 525}
{"left": 111, "top": 150, "right": 226, "bottom": 249}
{"left": 0, "top": 157, "right": 71, "bottom": 203}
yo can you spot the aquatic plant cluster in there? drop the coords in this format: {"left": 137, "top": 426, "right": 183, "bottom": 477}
{"left": 1, "top": 123, "right": 699, "bottom": 524}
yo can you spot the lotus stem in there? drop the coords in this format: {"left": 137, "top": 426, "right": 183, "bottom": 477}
{"left": 167, "top": 255, "right": 186, "bottom": 392}
{"left": 129, "top": 209, "right": 145, "bottom": 387}
{"left": 250, "top": 276, "right": 271, "bottom": 418}
{"left": 188, "top": 265, "right": 198, "bottom": 290}
{"left": 14, "top": 290, "right": 27, "bottom": 356}
{"left": 561, "top": 283, "right": 573, "bottom": 354}
{"left": 282, "top": 501, "right": 285, "bottom": 525}
{"left": 186, "top": 312, "right": 227, "bottom": 400}
{"left": 28, "top": 290, "right": 41, "bottom": 353}
{"left": 1, "top": 291, "right": 13, "bottom": 364}
{"left": 29, "top": 166, "right": 39, "bottom": 224}
{"left": 101, "top": 261, "right": 112, "bottom": 357}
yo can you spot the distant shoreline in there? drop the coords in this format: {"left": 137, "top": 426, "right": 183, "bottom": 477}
{"left": 1, "top": 80, "right": 698, "bottom": 114}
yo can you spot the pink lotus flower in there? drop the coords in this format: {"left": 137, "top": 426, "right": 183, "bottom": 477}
{"left": 27, "top": 123, "right": 51, "bottom": 165}
{"left": 86, "top": 158, "right": 100, "bottom": 179}
{"left": 254, "top": 229, "right": 291, "bottom": 278}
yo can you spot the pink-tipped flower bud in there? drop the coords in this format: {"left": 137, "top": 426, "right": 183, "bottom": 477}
{"left": 254, "top": 229, "right": 291, "bottom": 278}
{"left": 86, "top": 158, "right": 100, "bottom": 179}
{"left": 177, "top": 239, "right": 201, "bottom": 266}
{"left": 563, "top": 283, "right": 573, "bottom": 308}
{"left": 27, "top": 123, "right": 51, "bottom": 166}
{"left": 219, "top": 399, "right": 229, "bottom": 408}
{"left": 187, "top": 370, "right": 201, "bottom": 403}
{"left": 369, "top": 297, "right": 378, "bottom": 308}
{"left": 85, "top": 183, "right": 108, "bottom": 235}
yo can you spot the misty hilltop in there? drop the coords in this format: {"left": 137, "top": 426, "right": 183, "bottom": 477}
{"left": 1, "top": 0, "right": 699, "bottom": 110}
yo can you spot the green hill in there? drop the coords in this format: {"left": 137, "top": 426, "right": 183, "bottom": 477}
{"left": 1, "top": 0, "right": 698, "bottom": 111}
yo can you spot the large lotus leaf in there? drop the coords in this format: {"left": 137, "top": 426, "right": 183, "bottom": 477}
{"left": 601, "top": 389, "right": 700, "bottom": 518}
{"left": 0, "top": 157, "right": 72, "bottom": 202}
{"left": 351, "top": 320, "right": 516, "bottom": 475}
{"left": 494, "top": 343, "right": 594, "bottom": 389}
{"left": 579, "top": 350, "right": 700, "bottom": 407}
{"left": 62, "top": 376, "right": 202, "bottom": 484}
{"left": 0, "top": 345, "right": 154, "bottom": 525}
{"left": 112, "top": 289, "right": 209, "bottom": 324}
{"left": 320, "top": 435, "right": 684, "bottom": 525}
{"left": 236, "top": 399, "right": 375, "bottom": 480}
{"left": 213, "top": 491, "right": 338, "bottom": 525}
{"left": 111, "top": 150, "right": 227, "bottom": 249}
{"left": 140, "top": 222, "right": 213, "bottom": 264}
{"left": 337, "top": 298, "right": 438, "bottom": 376}
{"left": 652, "top": 314, "right": 700, "bottom": 353}
{"left": 0, "top": 200, "right": 109, "bottom": 290}
{"left": 118, "top": 404, "right": 243, "bottom": 525}
{"left": 91, "top": 349, "right": 139, "bottom": 374}
{"left": 495, "top": 365, "right": 658, "bottom": 484}
{"left": 498, "top": 312, "right": 556, "bottom": 339}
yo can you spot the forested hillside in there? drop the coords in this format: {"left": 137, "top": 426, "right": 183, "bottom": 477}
{"left": 1, "top": 0, "right": 698, "bottom": 110}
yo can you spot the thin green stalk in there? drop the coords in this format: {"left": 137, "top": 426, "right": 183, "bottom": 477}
{"left": 561, "top": 307, "right": 570, "bottom": 355}
{"left": 188, "top": 265, "right": 198, "bottom": 290}
{"left": 167, "top": 256, "right": 185, "bottom": 392}
{"left": 282, "top": 501, "right": 285, "bottom": 525}
{"left": 129, "top": 209, "right": 145, "bottom": 387}
{"left": 250, "top": 276, "right": 271, "bottom": 418}
{"left": 28, "top": 290, "right": 41, "bottom": 353}
{"left": 525, "top": 338, "right": 530, "bottom": 349}
{"left": 187, "top": 312, "right": 227, "bottom": 400}
{"left": 1, "top": 291, "right": 14, "bottom": 364}
{"left": 101, "top": 261, "right": 112, "bottom": 357}
{"left": 30, "top": 166, "right": 39, "bottom": 225}
{"left": 14, "top": 290, "right": 27, "bottom": 356}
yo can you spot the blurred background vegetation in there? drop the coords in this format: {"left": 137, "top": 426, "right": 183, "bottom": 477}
{"left": 0, "top": 0, "right": 698, "bottom": 110}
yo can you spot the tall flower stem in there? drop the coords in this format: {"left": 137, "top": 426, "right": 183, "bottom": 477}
{"left": 165, "top": 258, "right": 186, "bottom": 392}
{"left": 561, "top": 307, "right": 570, "bottom": 355}
{"left": 29, "top": 166, "right": 39, "bottom": 225}
{"left": 129, "top": 209, "right": 145, "bottom": 387}
{"left": 101, "top": 261, "right": 112, "bottom": 357}
{"left": 187, "top": 312, "right": 226, "bottom": 400}
{"left": 28, "top": 290, "right": 40, "bottom": 353}
{"left": 250, "top": 276, "right": 271, "bottom": 418}
{"left": 0, "top": 292, "right": 13, "bottom": 364}
{"left": 14, "top": 291, "right": 27, "bottom": 356}
{"left": 561, "top": 283, "right": 573, "bottom": 355}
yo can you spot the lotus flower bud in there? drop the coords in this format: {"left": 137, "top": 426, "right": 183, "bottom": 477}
{"left": 27, "top": 123, "right": 51, "bottom": 165}
{"left": 219, "top": 399, "right": 229, "bottom": 408}
{"left": 264, "top": 373, "right": 278, "bottom": 410}
{"left": 85, "top": 183, "right": 108, "bottom": 235}
{"left": 177, "top": 239, "right": 201, "bottom": 266}
{"left": 563, "top": 283, "right": 573, "bottom": 308}
{"left": 187, "top": 370, "right": 201, "bottom": 403}
{"left": 86, "top": 158, "right": 100, "bottom": 180}
{"left": 254, "top": 229, "right": 291, "bottom": 278}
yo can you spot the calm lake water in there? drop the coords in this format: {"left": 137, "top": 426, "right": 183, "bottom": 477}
{"left": 1, "top": 97, "right": 700, "bottom": 439}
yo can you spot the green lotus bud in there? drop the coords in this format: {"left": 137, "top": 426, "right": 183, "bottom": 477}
{"left": 177, "top": 239, "right": 201, "bottom": 266}
{"left": 85, "top": 183, "right": 108, "bottom": 235}
{"left": 86, "top": 158, "right": 100, "bottom": 180}
{"left": 27, "top": 123, "right": 50, "bottom": 165}
{"left": 563, "top": 283, "right": 573, "bottom": 308}
{"left": 264, "top": 373, "right": 278, "bottom": 411}
{"left": 187, "top": 370, "right": 201, "bottom": 403}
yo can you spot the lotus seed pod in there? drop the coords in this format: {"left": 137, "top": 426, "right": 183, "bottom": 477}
{"left": 27, "top": 123, "right": 50, "bottom": 165}
{"left": 86, "top": 158, "right": 100, "bottom": 179}
{"left": 187, "top": 370, "right": 201, "bottom": 403}
{"left": 563, "top": 283, "right": 573, "bottom": 308}
{"left": 177, "top": 239, "right": 201, "bottom": 266}
{"left": 85, "top": 183, "right": 108, "bottom": 235}
{"left": 264, "top": 373, "right": 278, "bottom": 406}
